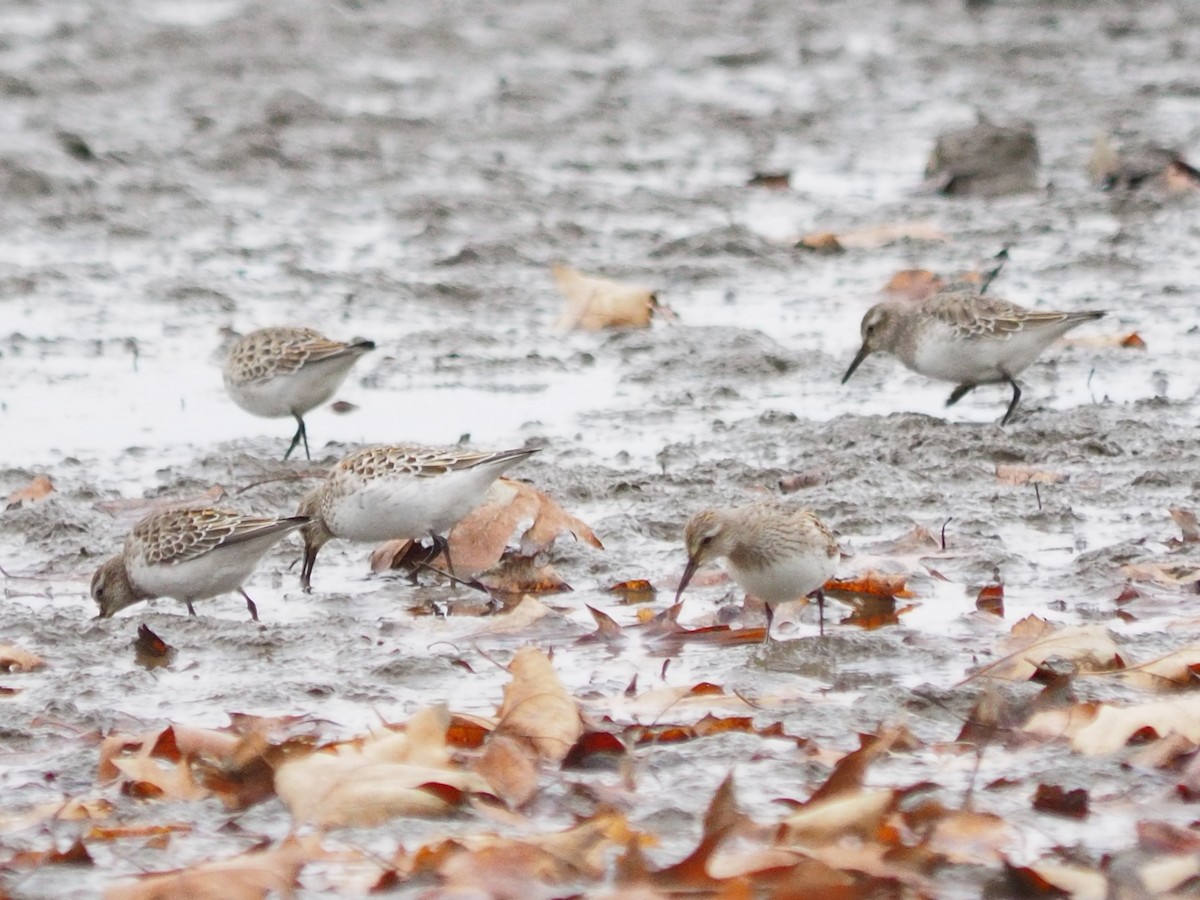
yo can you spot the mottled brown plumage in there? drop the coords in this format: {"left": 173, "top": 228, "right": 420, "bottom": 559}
{"left": 297, "top": 444, "right": 539, "bottom": 590}
{"left": 223, "top": 326, "right": 376, "bottom": 460}
{"left": 843, "top": 290, "right": 1105, "bottom": 424}
{"left": 676, "top": 501, "right": 839, "bottom": 640}
{"left": 91, "top": 508, "right": 308, "bottom": 620}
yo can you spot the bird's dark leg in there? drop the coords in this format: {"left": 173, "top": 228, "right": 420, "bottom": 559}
{"left": 1000, "top": 373, "right": 1022, "bottom": 426}
{"left": 946, "top": 383, "right": 976, "bottom": 407}
{"left": 300, "top": 545, "right": 317, "bottom": 593}
{"left": 284, "top": 414, "right": 310, "bottom": 462}
{"left": 814, "top": 589, "right": 826, "bottom": 637}
{"left": 431, "top": 533, "right": 455, "bottom": 577}
{"left": 186, "top": 601, "right": 197, "bottom": 616}
{"left": 762, "top": 603, "right": 774, "bottom": 644}
{"left": 240, "top": 590, "right": 259, "bottom": 622}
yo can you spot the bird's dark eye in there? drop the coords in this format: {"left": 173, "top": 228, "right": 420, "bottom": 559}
{"left": 700, "top": 535, "right": 714, "bottom": 546}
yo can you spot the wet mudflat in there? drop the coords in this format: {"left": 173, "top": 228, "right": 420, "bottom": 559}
{"left": 2, "top": 0, "right": 1200, "bottom": 896}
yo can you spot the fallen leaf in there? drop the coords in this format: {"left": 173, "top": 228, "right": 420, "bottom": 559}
{"left": 494, "top": 647, "right": 582, "bottom": 764}
{"left": 1024, "top": 694, "right": 1200, "bottom": 754}
{"left": 607, "top": 579, "right": 657, "bottom": 603}
{"left": 976, "top": 582, "right": 1004, "bottom": 617}
{"left": 797, "top": 222, "right": 946, "bottom": 252}
{"left": 1059, "top": 331, "right": 1146, "bottom": 350}
{"left": 552, "top": 264, "right": 670, "bottom": 330}
{"left": 102, "top": 837, "right": 316, "bottom": 900}
{"left": 112, "top": 756, "right": 208, "bottom": 802}
{"left": 6, "top": 474, "right": 54, "bottom": 508}
{"left": 133, "top": 624, "right": 174, "bottom": 669}
{"left": 5, "top": 837, "right": 93, "bottom": 869}
{"left": 1121, "top": 562, "right": 1200, "bottom": 587}
{"left": 746, "top": 171, "right": 790, "bottom": 189}
{"left": 883, "top": 269, "right": 946, "bottom": 300}
{"left": 1031, "top": 784, "right": 1088, "bottom": 819}
{"left": 995, "top": 464, "right": 1064, "bottom": 486}
{"left": 0, "top": 644, "right": 43, "bottom": 672}
{"left": 823, "top": 572, "right": 914, "bottom": 600}
{"left": 971, "top": 615, "right": 1124, "bottom": 682}
{"left": 274, "top": 707, "right": 492, "bottom": 827}
{"left": 780, "top": 789, "right": 899, "bottom": 844}
{"left": 1118, "top": 646, "right": 1200, "bottom": 690}
{"left": 474, "top": 734, "right": 539, "bottom": 808}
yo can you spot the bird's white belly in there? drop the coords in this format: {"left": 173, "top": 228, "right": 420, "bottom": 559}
{"left": 727, "top": 548, "right": 836, "bottom": 607}
{"left": 910, "top": 328, "right": 1050, "bottom": 384}
{"left": 326, "top": 471, "right": 489, "bottom": 541}
{"left": 226, "top": 361, "right": 353, "bottom": 419}
{"left": 129, "top": 548, "right": 262, "bottom": 602}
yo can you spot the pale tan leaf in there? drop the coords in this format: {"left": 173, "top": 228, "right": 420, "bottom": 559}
{"left": 102, "top": 837, "right": 316, "bottom": 900}
{"left": 972, "top": 615, "right": 1123, "bottom": 682}
{"left": 778, "top": 789, "right": 897, "bottom": 844}
{"left": 1028, "top": 862, "right": 1108, "bottom": 900}
{"left": 0, "top": 644, "right": 43, "bottom": 672}
{"left": 111, "top": 757, "right": 208, "bottom": 802}
{"left": 801, "top": 221, "right": 947, "bottom": 250}
{"left": 552, "top": 264, "right": 666, "bottom": 331}
{"left": 6, "top": 475, "right": 54, "bottom": 508}
{"left": 1119, "top": 646, "right": 1200, "bottom": 690}
{"left": 474, "top": 734, "right": 539, "bottom": 808}
{"left": 1025, "top": 695, "right": 1200, "bottom": 754}
{"left": 273, "top": 707, "right": 487, "bottom": 827}
{"left": 495, "top": 647, "right": 582, "bottom": 764}
{"left": 995, "top": 463, "right": 1064, "bottom": 486}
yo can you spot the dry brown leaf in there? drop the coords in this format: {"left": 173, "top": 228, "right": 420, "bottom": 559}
{"left": 920, "top": 808, "right": 1018, "bottom": 866}
{"left": 779, "top": 789, "right": 899, "bottom": 844}
{"left": 883, "top": 269, "right": 946, "bottom": 300}
{"left": 0, "top": 644, "right": 43, "bottom": 673}
{"left": 274, "top": 707, "right": 491, "bottom": 827}
{"left": 797, "top": 222, "right": 946, "bottom": 252}
{"left": 476, "top": 557, "right": 573, "bottom": 595}
{"left": 494, "top": 647, "right": 582, "bottom": 764}
{"left": 553, "top": 264, "right": 668, "bottom": 331}
{"left": 111, "top": 756, "right": 208, "bottom": 802}
{"left": 1059, "top": 331, "right": 1147, "bottom": 350}
{"left": 971, "top": 615, "right": 1124, "bottom": 682}
{"left": 102, "top": 837, "right": 316, "bottom": 900}
{"left": 6, "top": 474, "right": 54, "bottom": 508}
{"left": 1119, "top": 646, "right": 1200, "bottom": 690}
{"left": 1121, "top": 562, "right": 1200, "bottom": 587}
{"left": 1027, "top": 861, "right": 1108, "bottom": 899}
{"left": 471, "top": 595, "right": 556, "bottom": 633}
{"left": 995, "top": 464, "right": 1065, "bottom": 486}
{"left": 823, "top": 572, "right": 914, "bottom": 600}
{"left": 1140, "top": 853, "right": 1200, "bottom": 895}
{"left": 474, "top": 734, "right": 539, "bottom": 808}
{"left": 1024, "top": 694, "right": 1200, "bottom": 754}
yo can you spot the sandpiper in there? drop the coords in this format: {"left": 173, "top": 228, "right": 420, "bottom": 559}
{"left": 842, "top": 290, "right": 1105, "bottom": 425}
{"left": 223, "top": 326, "right": 376, "bottom": 461}
{"left": 91, "top": 508, "right": 309, "bottom": 620}
{"left": 297, "top": 444, "right": 539, "bottom": 590}
{"left": 675, "top": 500, "right": 839, "bottom": 640}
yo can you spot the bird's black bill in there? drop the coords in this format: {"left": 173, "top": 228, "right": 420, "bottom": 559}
{"left": 841, "top": 344, "right": 871, "bottom": 384}
{"left": 674, "top": 556, "right": 699, "bottom": 605}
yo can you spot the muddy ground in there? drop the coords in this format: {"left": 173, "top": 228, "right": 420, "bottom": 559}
{"left": 2, "top": 0, "right": 1200, "bottom": 896}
